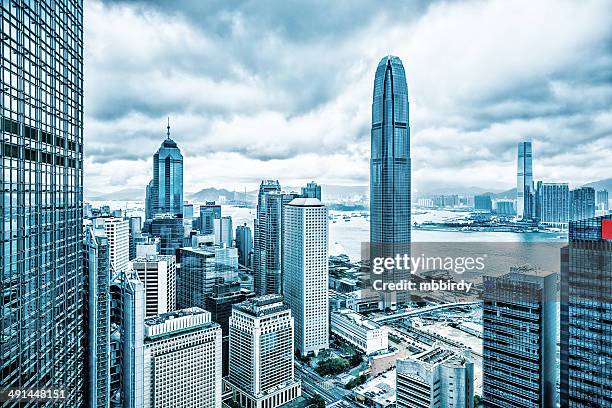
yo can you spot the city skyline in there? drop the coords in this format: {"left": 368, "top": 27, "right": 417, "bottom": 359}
{"left": 2, "top": 1, "right": 611, "bottom": 407}
{"left": 84, "top": 0, "right": 612, "bottom": 195}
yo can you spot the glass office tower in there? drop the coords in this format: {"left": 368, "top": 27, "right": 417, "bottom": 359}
{"left": 569, "top": 187, "right": 596, "bottom": 222}
{"left": 517, "top": 141, "right": 534, "bottom": 221}
{"left": 253, "top": 180, "right": 282, "bottom": 295}
{"left": 560, "top": 215, "right": 612, "bottom": 407}
{"left": 151, "top": 122, "right": 183, "bottom": 217}
{"left": 483, "top": 272, "right": 558, "bottom": 407}
{"left": 84, "top": 224, "right": 112, "bottom": 408}
{"left": 369, "top": 55, "right": 411, "bottom": 305}
{"left": 0, "top": 1, "right": 84, "bottom": 406}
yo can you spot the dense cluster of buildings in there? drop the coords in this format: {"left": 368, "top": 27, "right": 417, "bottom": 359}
{"left": 516, "top": 141, "right": 605, "bottom": 228}
{"left": 418, "top": 142, "right": 608, "bottom": 230}
{"left": 0, "top": 4, "right": 609, "bottom": 407}
{"left": 79, "top": 132, "right": 330, "bottom": 407}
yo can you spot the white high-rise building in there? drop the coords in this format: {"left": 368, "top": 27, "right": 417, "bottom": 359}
{"left": 226, "top": 295, "right": 301, "bottom": 408}
{"left": 131, "top": 255, "right": 177, "bottom": 317}
{"left": 282, "top": 198, "right": 329, "bottom": 356}
{"left": 397, "top": 348, "right": 474, "bottom": 408}
{"left": 143, "top": 308, "right": 222, "bottom": 408}
{"left": 97, "top": 217, "right": 130, "bottom": 273}
{"left": 214, "top": 216, "right": 233, "bottom": 247}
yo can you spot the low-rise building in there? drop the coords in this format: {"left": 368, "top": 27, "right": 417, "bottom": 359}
{"left": 331, "top": 309, "right": 388, "bottom": 355}
{"left": 396, "top": 348, "right": 474, "bottom": 408}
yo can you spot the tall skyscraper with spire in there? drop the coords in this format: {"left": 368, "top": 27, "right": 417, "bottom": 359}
{"left": 370, "top": 55, "right": 411, "bottom": 305}
{"left": 1, "top": 1, "right": 85, "bottom": 405}
{"left": 151, "top": 119, "right": 183, "bottom": 217}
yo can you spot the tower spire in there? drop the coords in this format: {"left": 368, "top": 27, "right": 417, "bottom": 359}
{"left": 166, "top": 117, "right": 170, "bottom": 139}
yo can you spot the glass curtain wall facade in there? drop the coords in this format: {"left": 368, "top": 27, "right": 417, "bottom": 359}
{"left": 253, "top": 180, "right": 282, "bottom": 295}
{"left": 517, "top": 142, "right": 534, "bottom": 221}
{"left": 569, "top": 187, "right": 596, "bottom": 222}
{"left": 0, "top": 0, "right": 85, "bottom": 406}
{"left": 369, "top": 55, "right": 411, "bottom": 304}
{"left": 560, "top": 215, "right": 612, "bottom": 407}
{"left": 199, "top": 201, "right": 221, "bottom": 235}
{"left": 483, "top": 272, "right": 558, "bottom": 407}
{"left": 151, "top": 128, "right": 183, "bottom": 218}
{"left": 84, "top": 224, "right": 111, "bottom": 408}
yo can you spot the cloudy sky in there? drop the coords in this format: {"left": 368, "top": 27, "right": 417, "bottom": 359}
{"left": 84, "top": 0, "right": 612, "bottom": 197}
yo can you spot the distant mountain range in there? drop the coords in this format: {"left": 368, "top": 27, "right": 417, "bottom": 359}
{"left": 86, "top": 188, "right": 144, "bottom": 202}
{"left": 84, "top": 178, "right": 611, "bottom": 203}
{"left": 582, "top": 177, "right": 612, "bottom": 192}
{"left": 187, "top": 188, "right": 253, "bottom": 203}
{"left": 187, "top": 184, "right": 369, "bottom": 204}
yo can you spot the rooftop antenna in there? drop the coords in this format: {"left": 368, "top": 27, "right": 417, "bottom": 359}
{"left": 166, "top": 117, "right": 170, "bottom": 139}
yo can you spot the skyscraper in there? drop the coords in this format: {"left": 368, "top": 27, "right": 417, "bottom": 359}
{"left": 483, "top": 271, "right": 558, "bottom": 407}
{"left": 110, "top": 271, "right": 145, "bottom": 408}
{"left": 145, "top": 179, "right": 154, "bottom": 221}
{"left": 143, "top": 308, "right": 222, "bottom": 408}
{"left": 560, "top": 215, "right": 612, "bottom": 407}
{"left": 98, "top": 217, "right": 130, "bottom": 273}
{"left": 226, "top": 295, "right": 301, "bottom": 408}
{"left": 214, "top": 215, "right": 233, "bottom": 247}
{"left": 0, "top": 2, "right": 85, "bottom": 405}
{"left": 283, "top": 198, "right": 329, "bottom": 356}
{"left": 517, "top": 141, "right": 534, "bottom": 221}
{"left": 596, "top": 189, "right": 609, "bottom": 211}
{"left": 253, "top": 180, "right": 283, "bottom": 295}
{"left": 84, "top": 224, "right": 112, "bottom": 408}
{"left": 301, "top": 181, "right": 322, "bottom": 200}
{"left": 199, "top": 201, "right": 221, "bottom": 234}
{"left": 396, "top": 349, "right": 474, "bottom": 408}
{"left": 370, "top": 55, "right": 411, "bottom": 305}
{"left": 235, "top": 223, "right": 253, "bottom": 267}
{"left": 536, "top": 182, "right": 570, "bottom": 228}
{"left": 205, "top": 281, "right": 256, "bottom": 376}
{"left": 131, "top": 255, "right": 177, "bottom": 317}
{"left": 177, "top": 246, "right": 238, "bottom": 309}
{"left": 151, "top": 120, "right": 183, "bottom": 217}
{"left": 128, "top": 216, "right": 142, "bottom": 260}
{"left": 182, "top": 202, "right": 195, "bottom": 241}
{"left": 150, "top": 214, "right": 184, "bottom": 257}
{"left": 570, "top": 187, "right": 596, "bottom": 221}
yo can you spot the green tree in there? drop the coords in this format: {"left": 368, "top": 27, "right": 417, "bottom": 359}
{"left": 310, "top": 394, "right": 326, "bottom": 408}
{"left": 349, "top": 354, "right": 363, "bottom": 367}
{"left": 315, "top": 357, "right": 350, "bottom": 376}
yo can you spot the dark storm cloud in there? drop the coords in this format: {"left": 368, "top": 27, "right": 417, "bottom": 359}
{"left": 85, "top": 0, "right": 612, "bottom": 191}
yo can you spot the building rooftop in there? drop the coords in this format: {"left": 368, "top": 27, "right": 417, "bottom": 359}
{"left": 144, "top": 307, "right": 217, "bottom": 339}
{"left": 233, "top": 294, "right": 290, "bottom": 317}
{"left": 144, "top": 307, "right": 209, "bottom": 326}
{"left": 354, "top": 368, "right": 396, "bottom": 407}
{"left": 180, "top": 246, "right": 216, "bottom": 257}
{"left": 287, "top": 197, "right": 324, "bottom": 207}
{"left": 131, "top": 254, "right": 175, "bottom": 263}
{"left": 334, "top": 309, "right": 382, "bottom": 330}
{"left": 161, "top": 137, "right": 178, "bottom": 148}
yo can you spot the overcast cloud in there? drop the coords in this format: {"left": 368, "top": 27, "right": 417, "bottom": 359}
{"left": 84, "top": 0, "right": 612, "bottom": 196}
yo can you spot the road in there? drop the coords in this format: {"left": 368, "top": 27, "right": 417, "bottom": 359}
{"left": 295, "top": 362, "right": 350, "bottom": 405}
{"left": 372, "top": 301, "right": 481, "bottom": 323}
